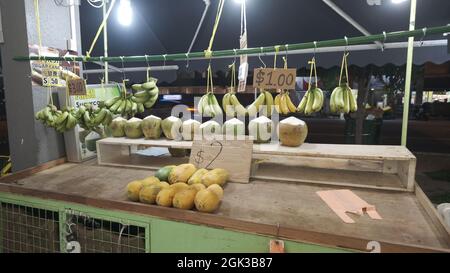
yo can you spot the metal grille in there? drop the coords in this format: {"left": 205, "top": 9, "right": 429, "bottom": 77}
{"left": 63, "top": 210, "right": 147, "bottom": 253}
{"left": 0, "top": 202, "right": 60, "bottom": 253}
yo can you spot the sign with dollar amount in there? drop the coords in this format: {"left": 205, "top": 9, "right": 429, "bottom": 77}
{"left": 42, "top": 61, "right": 63, "bottom": 87}
{"left": 67, "top": 79, "right": 87, "bottom": 96}
{"left": 189, "top": 138, "right": 253, "bottom": 183}
{"left": 253, "top": 68, "right": 297, "bottom": 90}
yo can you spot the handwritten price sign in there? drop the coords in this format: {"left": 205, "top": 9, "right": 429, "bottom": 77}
{"left": 42, "top": 61, "right": 63, "bottom": 87}
{"left": 253, "top": 68, "right": 296, "bottom": 90}
{"left": 189, "top": 138, "right": 253, "bottom": 183}
{"left": 67, "top": 79, "right": 87, "bottom": 96}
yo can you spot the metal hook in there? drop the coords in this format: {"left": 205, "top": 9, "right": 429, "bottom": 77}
{"left": 284, "top": 44, "right": 289, "bottom": 63}
{"left": 185, "top": 53, "right": 190, "bottom": 69}
{"left": 66, "top": 222, "right": 76, "bottom": 235}
{"left": 120, "top": 56, "right": 126, "bottom": 80}
{"left": 233, "top": 49, "right": 238, "bottom": 65}
{"left": 313, "top": 41, "right": 317, "bottom": 58}
{"left": 145, "top": 54, "right": 150, "bottom": 68}
{"left": 344, "top": 36, "right": 348, "bottom": 53}
{"left": 258, "top": 47, "right": 266, "bottom": 68}
{"left": 162, "top": 54, "right": 167, "bottom": 68}
{"left": 381, "top": 31, "right": 387, "bottom": 52}
{"left": 419, "top": 27, "right": 427, "bottom": 46}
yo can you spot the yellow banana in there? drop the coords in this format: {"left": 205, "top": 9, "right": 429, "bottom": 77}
{"left": 280, "top": 93, "right": 290, "bottom": 115}
{"left": 343, "top": 87, "right": 350, "bottom": 114}
{"left": 348, "top": 89, "right": 358, "bottom": 112}
{"left": 297, "top": 92, "right": 308, "bottom": 113}
{"left": 247, "top": 92, "right": 266, "bottom": 116}
{"left": 230, "top": 94, "right": 247, "bottom": 117}
{"left": 305, "top": 90, "right": 315, "bottom": 115}
{"left": 312, "top": 88, "right": 324, "bottom": 112}
{"left": 274, "top": 94, "right": 282, "bottom": 113}
{"left": 285, "top": 92, "right": 297, "bottom": 113}
{"left": 263, "top": 91, "right": 274, "bottom": 117}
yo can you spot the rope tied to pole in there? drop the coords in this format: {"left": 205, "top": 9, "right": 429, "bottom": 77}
{"left": 204, "top": 0, "right": 226, "bottom": 58}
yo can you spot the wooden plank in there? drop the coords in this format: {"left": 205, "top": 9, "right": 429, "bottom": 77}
{"left": 415, "top": 184, "right": 450, "bottom": 238}
{"left": 253, "top": 154, "right": 384, "bottom": 173}
{"left": 398, "top": 158, "right": 417, "bottom": 191}
{"left": 0, "top": 157, "right": 66, "bottom": 184}
{"left": 98, "top": 137, "right": 193, "bottom": 149}
{"left": 189, "top": 138, "right": 253, "bottom": 184}
{"left": 251, "top": 163, "right": 406, "bottom": 191}
{"left": 254, "top": 143, "right": 416, "bottom": 160}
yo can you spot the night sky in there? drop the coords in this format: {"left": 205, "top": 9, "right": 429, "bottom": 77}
{"left": 79, "top": 0, "right": 450, "bottom": 83}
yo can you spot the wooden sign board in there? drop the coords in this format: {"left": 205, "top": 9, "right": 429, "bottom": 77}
{"left": 67, "top": 79, "right": 87, "bottom": 96}
{"left": 253, "top": 68, "right": 296, "bottom": 90}
{"left": 189, "top": 138, "right": 253, "bottom": 183}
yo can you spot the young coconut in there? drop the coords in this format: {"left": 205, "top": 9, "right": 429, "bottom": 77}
{"left": 277, "top": 117, "right": 308, "bottom": 147}
{"left": 222, "top": 118, "right": 245, "bottom": 140}
{"left": 200, "top": 120, "right": 221, "bottom": 140}
{"left": 161, "top": 116, "right": 182, "bottom": 140}
{"left": 124, "top": 117, "right": 143, "bottom": 139}
{"left": 248, "top": 116, "right": 272, "bottom": 143}
{"left": 141, "top": 115, "right": 162, "bottom": 139}
{"left": 181, "top": 119, "right": 201, "bottom": 141}
{"left": 110, "top": 117, "right": 127, "bottom": 137}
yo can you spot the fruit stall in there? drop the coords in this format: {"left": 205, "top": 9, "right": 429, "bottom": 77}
{"left": 1, "top": 1, "right": 450, "bottom": 253}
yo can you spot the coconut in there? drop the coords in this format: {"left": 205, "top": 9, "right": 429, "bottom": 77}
{"left": 278, "top": 117, "right": 308, "bottom": 147}
{"left": 110, "top": 117, "right": 127, "bottom": 137}
{"left": 248, "top": 116, "right": 272, "bottom": 143}
{"left": 200, "top": 120, "right": 221, "bottom": 140}
{"left": 181, "top": 119, "right": 201, "bottom": 141}
{"left": 161, "top": 116, "right": 182, "bottom": 140}
{"left": 124, "top": 117, "right": 143, "bottom": 139}
{"left": 141, "top": 115, "right": 162, "bottom": 139}
{"left": 222, "top": 118, "right": 245, "bottom": 140}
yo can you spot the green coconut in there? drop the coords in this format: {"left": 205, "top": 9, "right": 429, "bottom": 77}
{"left": 124, "top": 117, "right": 143, "bottom": 139}
{"left": 248, "top": 116, "right": 272, "bottom": 143}
{"left": 110, "top": 117, "right": 127, "bottom": 137}
{"left": 222, "top": 118, "right": 245, "bottom": 140}
{"left": 181, "top": 119, "right": 201, "bottom": 141}
{"left": 278, "top": 117, "right": 308, "bottom": 147}
{"left": 161, "top": 116, "right": 182, "bottom": 140}
{"left": 200, "top": 120, "right": 221, "bottom": 140}
{"left": 142, "top": 115, "right": 162, "bottom": 139}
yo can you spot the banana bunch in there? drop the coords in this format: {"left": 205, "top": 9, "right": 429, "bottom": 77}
{"left": 274, "top": 91, "right": 297, "bottom": 115}
{"left": 198, "top": 92, "right": 223, "bottom": 117}
{"left": 222, "top": 90, "right": 274, "bottom": 117}
{"left": 131, "top": 78, "right": 159, "bottom": 109}
{"left": 35, "top": 105, "right": 78, "bottom": 133}
{"left": 105, "top": 93, "right": 140, "bottom": 117}
{"left": 330, "top": 85, "right": 357, "bottom": 114}
{"left": 76, "top": 103, "right": 113, "bottom": 131}
{"left": 297, "top": 87, "right": 324, "bottom": 115}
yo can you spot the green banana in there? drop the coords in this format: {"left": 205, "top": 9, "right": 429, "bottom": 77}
{"left": 144, "top": 94, "right": 158, "bottom": 108}
{"left": 137, "top": 102, "right": 145, "bottom": 113}
{"left": 105, "top": 96, "right": 120, "bottom": 108}
{"left": 210, "top": 93, "right": 223, "bottom": 117}
{"left": 305, "top": 90, "right": 315, "bottom": 115}
{"left": 142, "top": 81, "right": 156, "bottom": 90}
{"left": 148, "top": 87, "right": 159, "bottom": 97}
{"left": 65, "top": 114, "right": 77, "bottom": 130}
{"left": 110, "top": 98, "right": 123, "bottom": 113}
{"left": 297, "top": 92, "right": 308, "bottom": 113}
{"left": 116, "top": 99, "right": 127, "bottom": 113}
{"left": 343, "top": 87, "right": 350, "bottom": 114}
{"left": 132, "top": 84, "right": 144, "bottom": 91}
{"left": 93, "top": 108, "right": 107, "bottom": 125}
{"left": 55, "top": 111, "right": 69, "bottom": 125}
{"left": 312, "top": 88, "right": 324, "bottom": 112}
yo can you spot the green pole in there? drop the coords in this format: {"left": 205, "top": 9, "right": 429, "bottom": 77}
{"left": 401, "top": 0, "right": 417, "bottom": 146}
{"left": 13, "top": 25, "right": 450, "bottom": 63}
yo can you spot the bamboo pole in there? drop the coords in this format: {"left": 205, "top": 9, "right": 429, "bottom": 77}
{"left": 401, "top": 0, "right": 417, "bottom": 147}
{"left": 13, "top": 24, "right": 450, "bottom": 63}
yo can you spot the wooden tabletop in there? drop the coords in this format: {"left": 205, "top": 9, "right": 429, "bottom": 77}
{"left": 0, "top": 160, "right": 448, "bottom": 252}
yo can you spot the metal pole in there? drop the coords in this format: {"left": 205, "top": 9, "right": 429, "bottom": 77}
{"left": 13, "top": 24, "right": 450, "bottom": 63}
{"left": 401, "top": 0, "right": 417, "bottom": 147}
{"left": 103, "top": 0, "right": 109, "bottom": 83}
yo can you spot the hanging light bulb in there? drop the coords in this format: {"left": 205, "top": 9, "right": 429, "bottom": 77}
{"left": 234, "top": 0, "right": 245, "bottom": 4}
{"left": 391, "top": 0, "right": 408, "bottom": 4}
{"left": 118, "top": 0, "right": 133, "bottom": 26}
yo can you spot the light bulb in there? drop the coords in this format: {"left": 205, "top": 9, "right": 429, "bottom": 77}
{"left": 118, "top": 0, "right": 133, "bottom": 26}
{"left": 392, "top": 0, "right": 408, "bottom": 4}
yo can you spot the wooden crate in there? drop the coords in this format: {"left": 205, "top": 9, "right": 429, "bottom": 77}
{"left": 252, "top": 143, "right": 416, "bottom": 192}
{"left": 97, "top": 138, "right": 416, "bottom": 191}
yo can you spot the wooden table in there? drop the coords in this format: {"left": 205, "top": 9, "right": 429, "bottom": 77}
{"left": 0, "top": 159, "right": 448, "bottom": 252}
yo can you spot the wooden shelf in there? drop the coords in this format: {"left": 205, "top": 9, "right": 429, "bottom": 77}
{"left": 97, "top": 137, "right": 416, "bottom": 191}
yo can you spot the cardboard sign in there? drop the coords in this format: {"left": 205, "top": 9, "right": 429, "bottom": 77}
{"left": 42, "top": 61, "right": 63, "bottom": 87}
{"left": 253, "top": 68, "right": 296, "bottom": 90}
{"left": 189, "top": 138, "right": 253, "bottom": 183}
{"left": 67, "top": 79, "right": 87, "bottom": 96}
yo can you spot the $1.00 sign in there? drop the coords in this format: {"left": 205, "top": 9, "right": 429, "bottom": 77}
{"left": 253, "top": 68, "right": 296, "bottom": 90}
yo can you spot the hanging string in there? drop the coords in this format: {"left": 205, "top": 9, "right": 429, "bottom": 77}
{"left": 86, "top": 0, "right": 117, "bottom": 58}
{"left": 33, "top": 0, "right": 43, "bottom": 57}
{"left": 307, "top": 57, "right": 318, "bottom": 90}
{"left": 339, "top": 52, "right": 350, "bottom": 87}
{"left": 228, "top": 62, "right": 236, "bottom": 93}
{"left": 273, "top": 45, "right": 280, "bottom": 69}
{"left": 145, "top": 55, "right": 151, "bottom": 82}
{"left": 204, "top": 0, "right": 225, "bottom": 58}
{"left": 206, "top": 63, "right": 214, "bottom": 94}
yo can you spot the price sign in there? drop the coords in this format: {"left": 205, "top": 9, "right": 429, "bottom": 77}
{"left": 189, "top": 138, "right": 253, "bottom": 183}
{"left": 42, "top": 61, "right": 63, "bottom": 87}
{"left": 253, "top": 68, "right": 296, "bottom": 90}
{"left": 67, "top": 79, "right": 87, "bottom": 96}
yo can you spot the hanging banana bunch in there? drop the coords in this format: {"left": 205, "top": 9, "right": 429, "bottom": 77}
{"left": 76, "top": 103, "right": 112, "bottom": 131}
{"left": 272, "top": 56, "right": 297, "bottom": 115}
{"left": 35, "top": 86, "right": 79, "bottom": 133}
{"left": 330, "top": 53, "right": 357, "bottom": 114}
{"left": 297, "top": 57, "right": 324, "bottom": 115}
{"left": 198, "top": 64, "right": 223, "bottom": 117}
